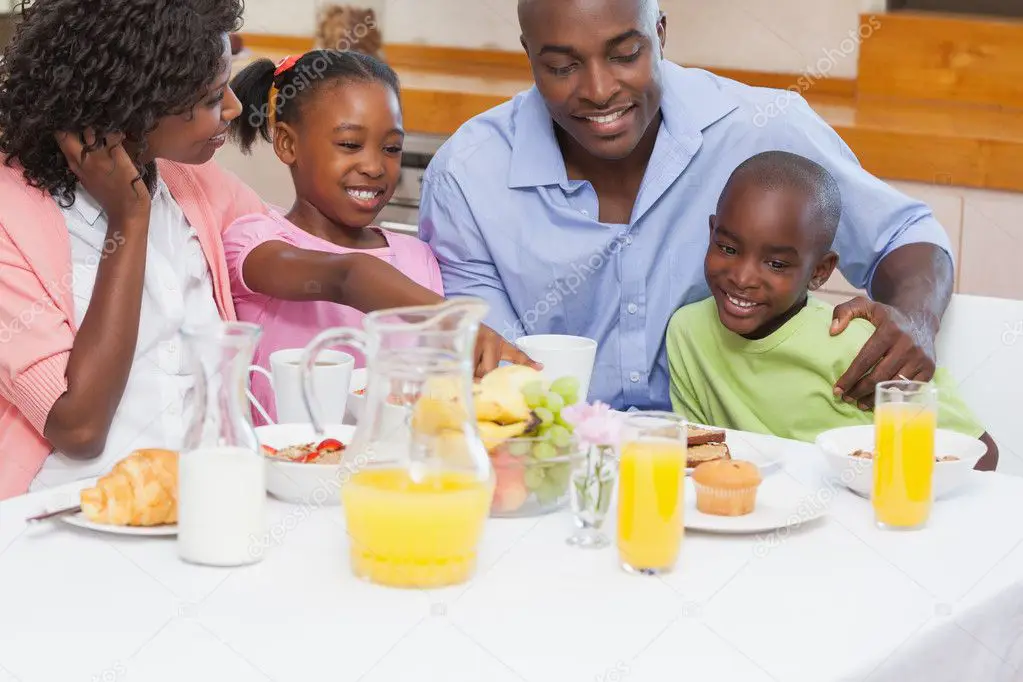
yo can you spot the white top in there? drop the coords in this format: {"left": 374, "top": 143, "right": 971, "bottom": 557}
{"left": 30, "top": 178, "right": 223, "bottom": 490}
{"left": 6, "top": 429, "right": 1023, "bottom": 682}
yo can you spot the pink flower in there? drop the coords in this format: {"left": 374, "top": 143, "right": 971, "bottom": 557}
{"left": 561, "top": 401, "right": 623, "bottom": 447}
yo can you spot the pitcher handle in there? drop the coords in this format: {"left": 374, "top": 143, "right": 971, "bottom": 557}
{"left": 247, "top": 365, "right": 275, "bottom": 426}
{"left": 301, "top": 328, "right": 369, "bottom": 436}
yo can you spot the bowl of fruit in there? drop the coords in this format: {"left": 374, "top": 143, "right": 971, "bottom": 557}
{"left": 471, "top": 365, "right": 586, "bottom": 517}
{"left": 489, "top": 436, "right": 582, "bottom": 517}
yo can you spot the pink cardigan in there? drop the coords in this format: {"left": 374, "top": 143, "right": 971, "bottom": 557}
{"left": 0, "top": 159, "right": 267, "bottom": 499}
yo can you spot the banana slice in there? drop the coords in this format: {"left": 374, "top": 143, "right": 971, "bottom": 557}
{"left": 474, "top": 390, "right": 531, "bottom": 424}
{"left": 411, "top": 396, "right": 468, "bottom": 436}
{"left": 479, "top": 365, "right": 546, "bottom": 393}
{"left": 477, "top": 420, "right": 532, "bottom": 451}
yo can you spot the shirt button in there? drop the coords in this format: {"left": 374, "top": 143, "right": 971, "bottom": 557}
{"left": 580, "top": 209, "right": 589, "bottom": 216}
{"left": 630, "top": 372, "right": 641, "bottom": 383}
{"left": 627, "top": 303, "right": 638, "bottom": 314}
{"left": 624, "top": 236, "right": 634, "bottom": 245}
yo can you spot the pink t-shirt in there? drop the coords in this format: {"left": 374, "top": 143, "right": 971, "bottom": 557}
{"left": 223, "top": 211, "right": 444, "bottom": 425}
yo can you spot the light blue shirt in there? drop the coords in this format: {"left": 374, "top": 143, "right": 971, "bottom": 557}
{"left": 419, "top": 61, "right": 952, "bottom": 411}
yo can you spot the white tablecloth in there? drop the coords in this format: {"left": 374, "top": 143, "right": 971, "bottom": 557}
{"left": 1, "top": 430, "right": 1022, "bottom": 682}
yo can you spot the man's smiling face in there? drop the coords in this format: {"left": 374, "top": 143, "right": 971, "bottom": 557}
{"left": 519, "top": 0, "right": 666, "bottom": 161}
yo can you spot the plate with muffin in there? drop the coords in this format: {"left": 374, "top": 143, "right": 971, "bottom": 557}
{"left": 684, "top": 458, "right": 828, "bottom": 534}
{"left": 686, "top": 426, "right": 782, "bottom": 476}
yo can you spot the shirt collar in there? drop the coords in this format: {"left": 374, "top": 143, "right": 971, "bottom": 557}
{"left": 68, "top": 174, "right": 169, "bottom": 228}
{"left": 68, "top": 187, "right": 104, "bottom": 227}
{"left": 507, "top": 60, "right": 739, "bottom": 190}
{"left": 508, "top": 86, "right": 570, "bottom": 189}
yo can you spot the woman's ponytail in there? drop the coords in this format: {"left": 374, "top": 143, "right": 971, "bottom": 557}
{"left": 229, "top": 58, "right": 276, "bottom": 154}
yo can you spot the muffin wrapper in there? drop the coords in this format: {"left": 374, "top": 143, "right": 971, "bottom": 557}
{"left": 692, "top": 482, "right": 760, "bottom": 498}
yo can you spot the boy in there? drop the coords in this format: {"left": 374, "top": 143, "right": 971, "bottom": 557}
{"left": 666, "top": 151, "right": 998, "bottom": 471}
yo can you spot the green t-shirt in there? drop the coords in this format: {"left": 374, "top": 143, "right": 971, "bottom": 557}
{"left": 666, "top": 296, "right": 984, "bottom": 443}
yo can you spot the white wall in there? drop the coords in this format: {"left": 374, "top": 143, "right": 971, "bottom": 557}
{"left": 242, "top": 0, "right": 886, "bottom": 77}
{"left": 241, "top": 0, "right": 385, "bottom": 36}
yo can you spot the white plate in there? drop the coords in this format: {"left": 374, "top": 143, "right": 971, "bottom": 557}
{"left": 49, "top": 508, "right": 177, "bottom": 536}
{"left": 683, "top": 475, "right": 828, "bottom": 534}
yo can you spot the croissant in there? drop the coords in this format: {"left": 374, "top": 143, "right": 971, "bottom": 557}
{"left": 80, "top": 449, "right": 178, "bottom": 526}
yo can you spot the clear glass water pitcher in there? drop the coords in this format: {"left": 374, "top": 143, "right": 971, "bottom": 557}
{"left": 299, "top": 299, "right": 495, "bottom": 588}
{"left": 178, "top": 322, "right": 267, "bottom": 567}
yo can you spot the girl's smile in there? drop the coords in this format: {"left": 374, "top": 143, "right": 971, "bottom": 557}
{"left": 345, "top": 184, "right": 389, "bottom": 212}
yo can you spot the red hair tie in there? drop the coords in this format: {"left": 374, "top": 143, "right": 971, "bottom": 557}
{"left": 273, "top": 54, "right": 303, "bottom": 76}
{"left": 268, "top": 53, "right": 305, "bottom": 130}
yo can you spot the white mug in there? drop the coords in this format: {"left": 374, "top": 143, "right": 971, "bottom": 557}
{"left": 249, "top": 349, "right": 354, "bottom": 425}
{"left": 515, "top": 334, "right": 598, "bottom": 402}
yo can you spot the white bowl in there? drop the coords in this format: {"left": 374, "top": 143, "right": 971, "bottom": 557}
{"left": 815, "top": 425, "right": 986, "bottom": 500}
{"left": 346, "top": 368, "right": 408, "bottom": 433}
{"left": 256, "top": 423, "right": 357, "bottom": 505}
{"left": 346, "top": 368, "right": 368, "bottom": 424}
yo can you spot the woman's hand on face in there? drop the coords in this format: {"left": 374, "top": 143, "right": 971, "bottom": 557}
{"left": 474, "top": 325, "right": 543, "bottom": 379}
{"left": 54, "top": 129, "right": 151, "bottom": 225}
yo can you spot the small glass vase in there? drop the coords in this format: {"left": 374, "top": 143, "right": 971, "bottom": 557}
{"left": 567, "top": 444, "right": 618, "bottom": 549}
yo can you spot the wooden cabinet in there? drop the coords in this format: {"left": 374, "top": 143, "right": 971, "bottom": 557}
{"left": 821, "top": 179, "right": 1023, "bottom": 303}
{"left": 890, "top": 0, "right": 1023, "bottom": 18}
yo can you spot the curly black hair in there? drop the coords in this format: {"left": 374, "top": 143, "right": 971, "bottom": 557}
{"left": 0, "top": 0, "right": 244, "bottom": 206}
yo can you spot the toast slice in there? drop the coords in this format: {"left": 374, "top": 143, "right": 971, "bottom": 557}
{"left": 687, "top": 442, "right": 731, "bottom": 469}
{"left": 688, "top": 426, "right": 726, "bottom": 447}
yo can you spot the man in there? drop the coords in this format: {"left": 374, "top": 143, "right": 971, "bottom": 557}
{"left": 420, "top": 0, "right": 954, "bottom": 412}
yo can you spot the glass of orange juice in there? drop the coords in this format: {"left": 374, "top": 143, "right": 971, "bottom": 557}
{"left": 616, "top": 411, "right": 687, "bottom": 575}
{"left": 873, "top": 380, "right": 938, "bottom": 530}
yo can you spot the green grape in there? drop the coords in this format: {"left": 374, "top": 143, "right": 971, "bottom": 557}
{"left": 508, "top": 440, "right": 532, "bottom": 457}
{"left": 534, "top": 407, "right": 554, "bottom": 426}
{"left": 549, "top": 376, "right": 580, "bottom": 404}
{"left": 524, "top": 466, "right": 546, "bottom": 491}
{"left": 546, "top": 461, "right": 572, "bottom": 489}
{"left": 548, "top": 424, "right": 572, "bottom": 448}
{"left": 521, "top": 381, "right": 546, "bottom": 409}
{"left": 554, "top": 412, "right": 571, "bottom": 429}
{"left": 544, "top": 391, "right": 565, "bottom": 413}
{"left": 550, "top": 376, "right": 579, "bottom": 398}
{"left": 532, "top": 442, "right": 558, "bottom": 461}
{"left": 535, "top": 478, "right": 565, "bottom": 505}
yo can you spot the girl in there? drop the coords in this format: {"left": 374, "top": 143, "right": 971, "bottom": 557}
{"left": 226, "top": 50, "right": 529, "bottom": 424}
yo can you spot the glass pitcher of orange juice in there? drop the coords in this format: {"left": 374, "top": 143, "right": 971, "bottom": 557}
{"left": 873, "top": 380, "right": 938, "bottom": 530}
{"left": 617, "top": 412, "right": 687, "bottom": 575}
{"left": 299, "top": 299, "right": 495, "bottom": 589}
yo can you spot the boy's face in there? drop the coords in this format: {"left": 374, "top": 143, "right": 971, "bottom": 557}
{"left": 705, "top": 182, "right": 838, "bottom": 339}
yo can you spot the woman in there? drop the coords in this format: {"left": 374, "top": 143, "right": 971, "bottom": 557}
{"left": 0, "top": 0, "right": 529, "bottom": 499}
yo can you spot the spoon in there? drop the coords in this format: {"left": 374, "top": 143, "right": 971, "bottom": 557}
{"left": 25, "top": 505, "right": 81, "bottom": 523}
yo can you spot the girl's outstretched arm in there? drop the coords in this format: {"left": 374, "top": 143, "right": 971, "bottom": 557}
{"left": 242, "top": 241, "right": 539, "bottom": 376}
{"left": 245, "top": 240, "right": 448, "bottom": 309}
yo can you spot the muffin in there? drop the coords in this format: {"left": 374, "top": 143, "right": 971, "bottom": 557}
{"left": 691, "top": 460, "right": 762, "bottom": 516}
